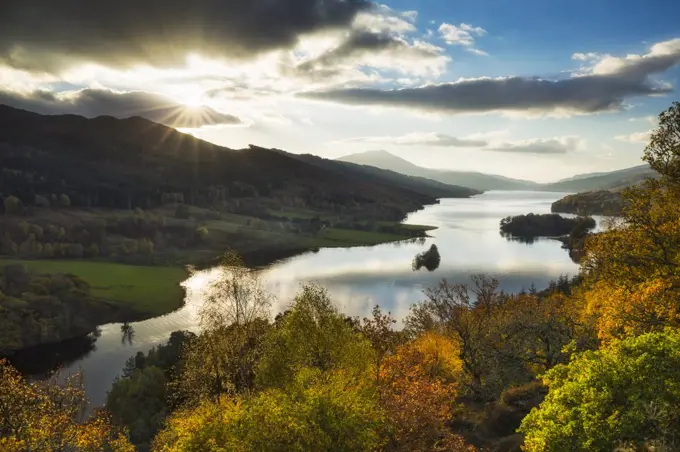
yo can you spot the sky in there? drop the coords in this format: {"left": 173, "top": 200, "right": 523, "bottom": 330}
{"left": 1, "top": 0, "right": 679, "bottom": 182}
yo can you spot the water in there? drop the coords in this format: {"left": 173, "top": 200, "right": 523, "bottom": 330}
{"left": 17, "top": 191, "right": 579, "bottom": 408}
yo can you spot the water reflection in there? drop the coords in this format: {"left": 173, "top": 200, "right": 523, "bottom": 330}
{"left": 121, "top": 323, "right": 135, "bottom": 345}
{"left": 24, "top": 190, "right": 578, "bottom": 408}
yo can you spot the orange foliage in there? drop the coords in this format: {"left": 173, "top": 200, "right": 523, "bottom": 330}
{"left": 379, "top": 332, "right": 473, "bottom": 451}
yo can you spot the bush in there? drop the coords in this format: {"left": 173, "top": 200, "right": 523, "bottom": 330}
{"left": 58, "top": 194, "right": 71, "bottom": 208}
{"left": 85, "top": 243, "right": 100, "bottom": 258}
{"left": 175, "top": 204, "right": 191, "bottom": 219}
{"left": 194, "top": 227, "right": 209, "bottom": 243}
{"left": 3, "top": 196, "right": 23, "bottom": 215}
{"left": 34, "top": 194, "right": 51, "bottom": 208}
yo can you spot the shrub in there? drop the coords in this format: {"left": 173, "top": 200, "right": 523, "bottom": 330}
{"left": 175, "top": 204, "right": 191, "bottom": 219}
{"left": 3, "top": 196, "right": 23, "bottom": 215}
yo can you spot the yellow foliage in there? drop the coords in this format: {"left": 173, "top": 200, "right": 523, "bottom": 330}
{"left": 0, "top": 359, "right": 133, "bottom": 451}
{"left": 583, "top": 180, "right": 680, "bottom": 342}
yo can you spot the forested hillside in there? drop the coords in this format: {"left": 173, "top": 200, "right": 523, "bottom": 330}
{"left": 2, "top": 101, "right": 680, "bottom": 451}
{"left": 0, "top": 105, "right": 473, "bottom": 219}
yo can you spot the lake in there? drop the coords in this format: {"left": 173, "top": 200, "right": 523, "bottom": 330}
{"left": 18, "top": 190, "right": 579, "bottom": 408}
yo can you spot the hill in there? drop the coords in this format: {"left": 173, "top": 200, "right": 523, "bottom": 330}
{"left": 337, "top": 150, "right": 539, "bottom": 191}
{"left": 0, "top": 105, "right": 475, "bottom": 220}
{"left": 338, "top": 150, "right": 656, "bottom": 193}
{"left": 541, "top": 165, "right": 655, "bottom": 192}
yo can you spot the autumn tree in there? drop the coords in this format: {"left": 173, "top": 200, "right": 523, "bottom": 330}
{"left": 379, "top": 332, "right": 472, "bottom": 452}
{"left": 361, "top": 305, "right": 399, "bottom": 386}
{"left": 154, "top": 369, "right": 385, "bottom": 452}
{"left": 0, "top": 359, "right": 133, "bottom": 451}
{"left": 583, "top": 102, "right": 680, "bottom": 341}
{"left": 520, "top": 329, "right": 680, "bottom": 452}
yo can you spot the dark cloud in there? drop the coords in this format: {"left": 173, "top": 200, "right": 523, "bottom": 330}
{"left": 0, "top": 89, "right": 242, "bottom": 128}
{"left": 298, "top": 39, "right": 680, "bottom": 115}
{"left": 299, "top": 74, "right": 669, "bottom": 114}
{"left": 0, "top": 0, "right": 370, "bottom": 71}
{"left": 296, "top": 30, "right": 440, "bottom": 74}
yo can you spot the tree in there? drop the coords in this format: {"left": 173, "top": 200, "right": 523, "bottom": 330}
{"left": 174, "top": 254, "right": 272, "bottom": 403}
{"left": 174, "top": 204, "right": 190, "bottom": 219}
{"left": 256, "top": 284, "right": 374, "bottom": 389}
{"left": 199, "top": 253, "right": 271, "bottom": 329}
{"left": 520, "top": 329, "right": 680, "bottom": 452}
{"left": 34, "top": 194, "right": 51, "bottom": 208}
{"left": 643, "top": 101, "right": 680, "bottom": 185}
{"left": 582, "top": 103, "right": 680, "bottom": 342}
{"left": 0, "top": 359, "right": 134, "bottom": 451}
{"left": 59, "top": 194, "right": 71, "bottom": 208}
{"left": 3, "top": 196, "right": 22, "bottom": 215}
{"left": 361, "top": 305, "right": 399, "bottom": 386}
{"left": 154, "top": 369, "right": 386, "bottom": 452}
{"left": 379, "top": 332, "right": 467, "bottom": 452}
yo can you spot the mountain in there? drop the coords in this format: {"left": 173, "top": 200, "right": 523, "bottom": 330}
{"left": 541, "top": 165, "right": 656, "bottom": 192}
{"left": 0, "top": 105, "right": 475, "bottom": 221}
{"left": 289, "top": 152, "right": 480, "bottom": 198}
{"left": 338, "top": 150, "right": 539, "bottom": 191}
{"left": 339, "top": 150, "right": 656, "bottom": 193}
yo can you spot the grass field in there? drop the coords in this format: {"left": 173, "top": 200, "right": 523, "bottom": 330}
{"left": 0, "top": 259, "right": 188, "bottom": 317}
{"left": 313, "top": 228, "right": 409, "bottom": 246}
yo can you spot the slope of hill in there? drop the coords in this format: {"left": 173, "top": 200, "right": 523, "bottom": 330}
{"left": 338, "top": 150, "right": 540, "bottom": 191}
{"left": 290, "top": 152, "right": 481, "bottom": 198}
{"left": 541, "top": 165, "right": 655, "bottom": 192}
{"left": 339, "top": 150, "right": 656, "bottom": 193}
{"left": 0, "top": 105, "right": 474, "bottom": 221}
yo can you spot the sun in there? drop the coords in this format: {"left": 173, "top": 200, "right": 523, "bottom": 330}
{"left": 181, "top": 94, "right": 206, "bottom": 109}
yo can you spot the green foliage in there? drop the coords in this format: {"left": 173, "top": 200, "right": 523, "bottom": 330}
{"left": 58, "top": 194, "right": 71, "bottom": 208}
{"left": 3, "top": 196, "right": 22, "bottom": 215}
{"left": 500, "top": 213, "right": 595, "bottom": 239}
{"left": 644, "top": 101, "right": 680, "bottom": 184}
{"left": 520, "top": 329, "right": 680, "bottom": 452}
{"left": 194, "top": 226, "right": 209, "bottom": 244}
{"left": 256, "top": 284, "right": 374, "bottom": 388}
{"left": 108, "top": 331, "right": 195, "bottom": 451}
{"left": 34, "top": 194, "right": 51, "bottom": 208}
{"left": 174, "top": 204, "right": 191, "bottom": 219}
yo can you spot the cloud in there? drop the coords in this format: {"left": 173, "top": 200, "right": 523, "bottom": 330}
{"left": 337, "top": 132, "right": 580, "bottom": 154}
{"left": 0, "top": 0, "right": 370, "bottom": 71}
{"left": 438, "top": 23, "right": 487, "bottom": 55}
{"left": 0, "top": 88, "right": 242, "bottom": 128}
{"left": 293, "top": 5, "right": 449, "bottom": 80}
{"left": 299, "top": 37, "right": 680, "bottom": 116}
{"left": 616, "top": 130, "right": 652, "bottom": 143}
{"left": 488, "top": 136, "right": 582, "bottom": 154}
{"left": 295, "top": 30, "right": 448, "bottom": 77}
{"left": 339, "top": 132, "right": 488, "bottom": 147}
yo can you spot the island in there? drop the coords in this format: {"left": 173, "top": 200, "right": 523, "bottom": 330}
{"left": 500, "top": 213, "right": 596, "bottom": 239}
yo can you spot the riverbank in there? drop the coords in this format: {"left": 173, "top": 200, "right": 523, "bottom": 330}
{"left": 0, "top": 218, "right": 436, "bottom": 353}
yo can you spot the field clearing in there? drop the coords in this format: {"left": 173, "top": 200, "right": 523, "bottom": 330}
{"left": 0, "top": 259, "right": 187, "bottom": 316}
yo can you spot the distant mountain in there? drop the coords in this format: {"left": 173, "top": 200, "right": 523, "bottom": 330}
{"left": 289, "top": 152, "right": 480, "bottom": 199}
{"left": 339, "top": 150, "right": 656, "bottom": 193}
{"left": 541, "top": 165, "right": 655, "bottom": 192}
{"left": 338, "top": 150, "right": 539, "bottom": 191}
{"left": 0, "top": 105, "right": 475, "bottom": 222}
